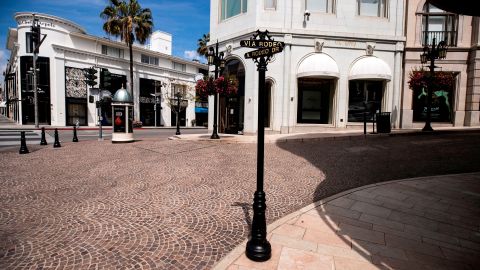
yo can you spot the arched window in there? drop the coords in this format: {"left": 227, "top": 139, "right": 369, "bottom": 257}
{"left": 421, "top": 3, "right": 458, "bottom": 46}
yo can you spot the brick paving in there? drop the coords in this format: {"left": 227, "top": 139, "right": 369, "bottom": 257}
{"left": 0, "top": 132, "right": 479, "bottom": 269}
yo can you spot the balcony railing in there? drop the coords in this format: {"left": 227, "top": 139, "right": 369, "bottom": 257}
{"left": 422, "top": 30, "right": 457, "bottom": 47}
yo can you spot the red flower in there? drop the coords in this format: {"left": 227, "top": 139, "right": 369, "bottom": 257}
{"left": 408, "top": 69, "right": 455, "bottom": 91}
{"left": 195, "top": 75, "right": 238, "bottom": 98}
{"left": 195, "top": 76, "right": 216, "bottom": 98}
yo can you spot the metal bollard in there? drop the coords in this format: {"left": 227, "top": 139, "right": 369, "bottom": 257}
{"left": 40, "top": 127, "right": 48, "bottom": 145}
{"left": 72, "top": 126, "right": 79, "bottom": 142}
{"left": 53, "top": 128, "right": 62, "bottom": 148}
{"left": 19, "top": 131, "right": 30, "bottom": 154}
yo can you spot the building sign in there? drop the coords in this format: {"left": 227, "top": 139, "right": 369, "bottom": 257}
{"left": 18, "top": 19, "right": 56, "bottom": 29}
{"left": 113, "top": 106, "right": 126, "bottom": 132}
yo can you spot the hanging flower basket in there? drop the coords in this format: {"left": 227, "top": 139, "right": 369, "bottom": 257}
{"left": 195, "top": 76, "right": 216, "bottom": 98}
{"left": 214, "top": 76, "right": 238, "bottom": 97}
{"left": 408, "top": 69, "right": 455, "bottom": 92}
{"left": 195, "top": 75, "right": 238, "bottom": 98}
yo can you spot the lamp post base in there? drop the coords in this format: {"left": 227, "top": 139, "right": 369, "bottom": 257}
{"left": 246, "top": 239, "right": 271, "bottom": 262}
{"left": 422, "top": 124, "right": 434, "bottom": 132}
{"left": 210, "top": 132, "right": 220, "bottom": 139}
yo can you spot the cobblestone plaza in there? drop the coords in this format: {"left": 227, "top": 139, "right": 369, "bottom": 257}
{"left": 1, "top": 132, "right": 479, "bottom": 269}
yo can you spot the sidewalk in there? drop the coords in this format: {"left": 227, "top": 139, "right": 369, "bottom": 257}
{"left": 170, "top": 126, "right": 480, "bottom": 143}
{"left": 214, "top": 173, "right": 480, "bottom": 270}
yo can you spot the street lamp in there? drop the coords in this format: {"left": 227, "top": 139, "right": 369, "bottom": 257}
{"left": 175, "top": 90, "right": 182, "bottom": 135}
{"left": 207, "top": 41, "right": 226, "bottom": 139}
{"left": 420, "top": 37, "right": 447, "bottom": 132}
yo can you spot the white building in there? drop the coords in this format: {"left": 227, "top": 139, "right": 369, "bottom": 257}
{"left": 209, "top": 0, "right": 405, "bottom": 134}
{"left": 4, "top": 12, "right": 207, "bottom": 127}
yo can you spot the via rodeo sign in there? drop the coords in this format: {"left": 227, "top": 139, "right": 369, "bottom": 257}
{"left": 240, "top": 37, "right": 285, "bottom": 59}
{"left": 240, "top": 30, "right": 284, "bottom": 262}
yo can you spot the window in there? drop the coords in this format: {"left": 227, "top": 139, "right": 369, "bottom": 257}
{"left": 421, "top": 4, "right": 457, "bottom": 46}
{"left": 265, "top": 0, "right": 276, "bottom": 9}
{"left": 306, "top": 0, "right": 335, "bottom": 13}
{"left": 141, "top": 54, "right": 159, "bottom": 66}
{"left": 173, "top": 62, "right": 186, "bottom": 72}
{"left": 26, "top": 32, "right": 33, "bottom": 53}
{"left": 221, "top": 0, "right": 247, "bottom": 20}
{"left": 101, "top": 45, "right": 124, "bottom": 58}
{"left": 297, "top": 78, "right": 333, "bottom": 124}
{"left": 348, "top": 80, "right": 383, "bottom": 122}
{"left": 171, "top": 84, "right": 186, "bottom": 97}
{"left": 358, "top": 0, "right": 387, "bottom": 18}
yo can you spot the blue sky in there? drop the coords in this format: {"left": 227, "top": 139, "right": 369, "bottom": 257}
{"left": 0, "top": 0, "right": 210, "bottom": 82}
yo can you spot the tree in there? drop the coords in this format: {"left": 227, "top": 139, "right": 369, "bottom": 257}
{"left": 197, "top": 33, "right": 210, "bottom": 58}
{"left": 100, "top": 0, "right": 153, "bottom": 100}
{"left": 163, "top": 82, "right": 196, "bottom": 127}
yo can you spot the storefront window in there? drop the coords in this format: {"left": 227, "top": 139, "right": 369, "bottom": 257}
{"left": 297, "top": 78, "right": 333, "bottom": 124}
{"left": 410, "top": 71, "right": 455, "bottom": 123}
{"left": 348, "top": 80, "right": 383, "bottom": 122}
{"left": 20, "top": 56, "right": 51, "bottom": 124}
{"left": 139, "top": 78, "right": 161, "bottom": 126}
{"left": 65, "top": 67, "right": 88, "bottom": 126}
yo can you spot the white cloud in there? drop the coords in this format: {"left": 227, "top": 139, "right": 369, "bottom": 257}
{"left": 184, "top": 50, "right": 200, "bottom": 61}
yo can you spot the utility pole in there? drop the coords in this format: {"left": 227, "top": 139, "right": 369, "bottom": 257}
{"left": 32, "top": 15, "right": 40, "bottom": 128}
{"left": 30, "top": 14, "right": 46, "bottom": 128}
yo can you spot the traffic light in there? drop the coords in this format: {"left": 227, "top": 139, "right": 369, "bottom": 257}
{"left": 101, "top": 68, "right": 112, "bottom": 89}
{"left": 30, "top": 18, "right": 41, "bottom": 54}
{"left": 84, "top": 67, "right": 98, "bottom": 87}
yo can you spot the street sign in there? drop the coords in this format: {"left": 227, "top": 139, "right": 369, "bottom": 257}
{"left": 244, "top": 46, "right": 283, "bottom": 59}
{"left": 240, "top": 40, "right": 285, "bottom": 49}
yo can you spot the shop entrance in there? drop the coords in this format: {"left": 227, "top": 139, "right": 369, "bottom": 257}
{"left": 220, "top": 59, "right": 245, "bottom": 134}
{"left": 297, "top": 78, "right": 335, "bottom": 124}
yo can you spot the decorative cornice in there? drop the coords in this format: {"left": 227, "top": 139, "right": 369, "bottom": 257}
{"left": 52, "top": 44, "right": 200, "bottom": 79}
{"left": 69, "top": 32, "right": 207, "bottom": 69}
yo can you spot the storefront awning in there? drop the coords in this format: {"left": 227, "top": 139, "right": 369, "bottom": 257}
{"left": 297, "top": 53, "right": 340, "bottom": 78}
{"left": 349, "top": 57, "right": 392, "bottom": 81}
{"left": 195, "top": 107, "right": 208, "bottom": 113}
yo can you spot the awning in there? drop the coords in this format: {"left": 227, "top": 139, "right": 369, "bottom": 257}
{"left": 297, "top": 53, "right": 340, "bottom": 78}
{"left": 349, "top": 57, "right": 392, "bottom": 81}
{"left": 195, "top": 107, "right": 208, "bottom": 113}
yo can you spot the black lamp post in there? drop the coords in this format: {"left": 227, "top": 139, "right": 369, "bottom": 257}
{"left": 175, "top": 91, "right": 181, "bottom": 135}
{"left": 420, "top": 37, "right": 447, "bottom": 132}
{"left": 207, "top": 41, "right": 225, "bottom": 139}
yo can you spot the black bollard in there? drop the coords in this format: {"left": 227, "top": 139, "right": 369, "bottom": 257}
{"left": 40, "top": 127, "right": 48, "bottom": 145}
{"left": 53, "top": 128, "right": 61, "bottom": 148}
{"left": 19, "top": 131, "right": 30, "bottom": 154}
{"left": 72, "top": 126, "right": 79, "bottom": 142}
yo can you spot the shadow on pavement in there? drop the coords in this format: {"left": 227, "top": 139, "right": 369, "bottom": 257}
{"left": 275, "top": 132, "right": 480, "bottom": 269}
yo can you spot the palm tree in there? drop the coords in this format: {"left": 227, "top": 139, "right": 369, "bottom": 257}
{"left": 100, "top": 0, "right": 153, "bottom": 99}
{"left": 197, "top": 33, "right": 210, "bottom": 58}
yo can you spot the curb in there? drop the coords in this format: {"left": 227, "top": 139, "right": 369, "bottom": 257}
{"left": 169, "top": 128, "right": 480, "bottom": 144}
